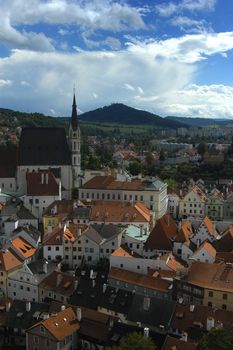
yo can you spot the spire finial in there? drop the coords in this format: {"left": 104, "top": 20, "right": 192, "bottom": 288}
{"left": 71, "top": 87, "right": 78, "bottom": 130}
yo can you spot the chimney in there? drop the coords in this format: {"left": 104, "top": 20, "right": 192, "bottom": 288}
{"left": 78, "top": 228, "right": 82, "bottom": 237}
{"left": 6, "top": 301, "right": 11, "bottom": 312}
{"left": 56, "top": 274, "right": 63, "bottom": 287}
{"left": 190, "top": 304, "right": 195, "bottom": 312}
{"left": 144, "top": 227, "right": 147, "bottom": 235}
{"left": 206, "top": 316, "right": 215, "bottom": 331}
{"left": 45, "top": 173, "right": 49, "bottom": 185}
{"left": 103, "top": 283, "right": 107, "bottom": 293}
{"left": 92, "top": 279, "right": 96, "bottom": 288}
{"left": 43, "top": 261, "right": 48, "bottom": 274}
{"left": 143, "top": 297, "right": 150, "bottom": 311}
{"left": 76, "top": 307, "right": 82, "bottom": 322}
{"left": 26, "top": 301, "right": 31, "bottom": 312}
{"left": 41, "top": 173, "right": 44, "bottom": 184}
{"left": 144, "top": 327, "right": 149, "bottom": 338}
{"left": 47, "top": 226, "right": 52, "bottom": 234}
{"left": 90, "top": 269, "right": 94, "bottom": 279}
{"left": 61, "top": 305, "right": 66, "bottom": 311}
{"left": 74, "top": 280, "right": 78, "bottom": 290}
{"left": 181, "top": 332, "right": 188, "bottom": 342}
{"left": 196, "top": 239, "right": 200, "bottom": 249}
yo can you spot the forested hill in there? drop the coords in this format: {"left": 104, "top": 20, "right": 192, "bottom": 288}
{"left": 0, "top": 103, "right": 188, "bottom": 130}
{"left": 79, "top": 103, "right": 187, "bottom": 128}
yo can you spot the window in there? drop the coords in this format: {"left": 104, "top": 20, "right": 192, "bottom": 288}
{"left": 222, "top": 304, "right": 227, "bottom": 310}
{"left": 27, "top": 287, "right": 30, "bottom": 292}
{"left": 46, "top": 340, "right": 50, "bottom": 346}
{"left": 48, "top": 246, "right": 51, "bottom": 251}
{"left": 102, "top": 193, "right": 105, "bottom": 199}
{"left": 112, "top": 194, "right": 115, "bottom": 200}
{"left": 118, "top": 194, "right": 121, "bottom": 200}
{"left": 65, "top": 255, "right": 69, "bottom": 259}
{"left": 209, "top": 291, "right": 213, "bottom": 297}
{"left": 86, "top": 239, "right": 88, "bottom": 243}
{"left": 33, "top": 336, "right": 39, "bottom": 344}
{"left": 73, "top": 247, "right": 77, "bottom": 251}
{"left": 91, "top": 193, "right": 94, "bottom": 199}
{"left": 112, "top": 242, "right": 115, "bottom": 246}
{"left": 88, "top": 256, "right": 92, "bottom": 261}
{"left": 124, "top": 194, "right": 127, "bottom": 200}
{"left": 106, "top": 249, "right": 109, "bottom": 253}
{"left": 223, "top": 293, "right": 228, "bottom": 300}
{"left": 48, "top": 255, "right": 51, "bottom": 260}
{"left": 20, "top": 286, "right": 24, "bottom": 290}
{"left": 140, "top": 195, "right": 143, "bottom": 201}
{"left": 56, "top": 246, "right": 59, "bottom": 251}
{"left": 107, "top": 193, "right": 110, "bottom": 199}
{"left": 78, "top": 247, "right": 82, "bottom": 252}
{"left": 150, "top": 196, "right": 153, "bottom": 201}
{"left": 40, "top": 326, "right": 45, "bottom": 333}
{"left": 35, "top": 198, "right": 39, "bottom": 204}
{"left": 120, "top": 264, "right": 123, "bottom": 268}
{"left": 137, "top": 265, "right": 140, "bottom": 270}
{"left": 97, "top": 193, "right": 100, "bottom": 199}
{"left": 90, "top": 248, "right": 94, "bottom": 253}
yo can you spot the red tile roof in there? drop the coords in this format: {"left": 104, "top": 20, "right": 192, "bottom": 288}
{"left": 109, "top": 267, "right": 171, "bottom": 293}
{"left": 89, "top": 200, "right": 151, "bottom": 223}
{"left": 29, "top": 307, "right": 79, "bottom": 341}
{"left": 82, "top": 175, "right": 144, "bottom": 191}
{"left": 26, "top": 171, "right": 60, "bottom": 196}
{"left": 145, "top": 214, "right": 177, "bottom": 250}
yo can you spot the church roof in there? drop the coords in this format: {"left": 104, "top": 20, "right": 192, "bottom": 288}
{"left": 18, "top": 127, "right": 71, "bottom": 166}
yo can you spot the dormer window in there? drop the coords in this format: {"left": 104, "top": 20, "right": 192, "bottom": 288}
{"left": 73, "top": 133, "right": 76, "bottom": 137}
{"left": 40, "top": 326, "right": 45, "bottom": 333}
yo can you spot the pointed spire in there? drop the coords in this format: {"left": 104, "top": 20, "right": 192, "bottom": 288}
{"left": 71, "top": 89, "right": 78, "bottom": 130}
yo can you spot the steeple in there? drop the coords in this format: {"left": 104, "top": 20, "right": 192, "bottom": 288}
{"left": 71, "top": 92, "right": 78, "bottom": 130}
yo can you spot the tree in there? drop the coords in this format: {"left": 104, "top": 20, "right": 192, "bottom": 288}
{"left": 164, "top": 178, "right": 177, "bottom": 192}
{"left": 197, "top": 328, "right": 233, "bottom": 350}
{"left": 159, "top": 150, "right": 165, "bottom": 161}
{"left": 197, "top": 142, "right": 207, "bottom": 156}
{"left": 128, "top": 160, "right": 142, "bottom": 176}
{"left": 106, "top": 332, "right": 156, "bottom": 350}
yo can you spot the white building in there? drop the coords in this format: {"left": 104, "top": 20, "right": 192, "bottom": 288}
{"left": 80, "top": 176, "right": 168, "bottom": 219}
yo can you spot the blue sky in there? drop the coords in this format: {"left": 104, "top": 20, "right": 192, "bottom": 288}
{"left": 0, "top": 0, "right": 233, "bottom": 118}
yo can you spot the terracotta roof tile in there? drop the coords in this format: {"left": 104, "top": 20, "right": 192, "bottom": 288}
{"left": 145, "top": 214, "right": 177, "bottom": 250}
{"left": 11, "top": 236, "right": 36, "bottom": 259}
{"left": 109, "top": 267, "right": 171, "bottom": 293}
{"left": 26, "top": 171, "right": 60, "bottom": 196}
{"left": 39, "top": 271, "right": 78, "bottom": 296}
{"left": 0, "top": 249, "right": 22, "bottom": 272}
{"left": 30, "top": 307, "right": 79, "bottom": 341}
{"left": 187, "top": 262, "right": 233, "bottom": 293}
{"left": 89, "top": 200, "right": 151, "bottom": 223}
{"left": 194, "top": 241, "right": 216, "bottom": 258}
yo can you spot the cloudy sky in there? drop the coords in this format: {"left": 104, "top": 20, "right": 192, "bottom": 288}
{"left": 0, "top": 0, "right": 233, "bottom": 118}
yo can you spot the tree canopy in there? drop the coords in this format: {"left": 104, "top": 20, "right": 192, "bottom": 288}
{"left": 106, "top": 332, "right": 156, "bottom": 350}
{"left": 197, "top": 328, "right": 233, "bottom": 350}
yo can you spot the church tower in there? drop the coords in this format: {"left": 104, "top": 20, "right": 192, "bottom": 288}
{"left": 69, "top": 92, "right": 81, "bottom": 188}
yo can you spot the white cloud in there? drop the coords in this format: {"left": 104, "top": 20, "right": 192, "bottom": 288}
{"left": 156, "top": 0, "right": 216, "bottom": 17}
{"left": 127, "top": 32, "right": 233, "bottom": 63}
{"left": 124, "top": 83, "right": 135, "bottom": 91}
{"left": 2, "top": 0, "right": 146, "bottom": 31}
{"left": 0, "top": 31, "right": 233, "bottom": 119}
{"left": 0, "top": 13, "right": 54, "bottom": 52}
{"left": 170, "top": 16, "right": 212, "bottom": 33}
{"left": 0, "top": 79, "right": 12, "bottom": 87}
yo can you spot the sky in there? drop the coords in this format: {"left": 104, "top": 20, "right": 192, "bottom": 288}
{"left": 0, "top": 0, "right": 233, "bottom": 119}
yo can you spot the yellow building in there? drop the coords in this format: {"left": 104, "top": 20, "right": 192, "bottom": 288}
{"left": 187, "top": 261, "right": 233, "bottom": 311}
{"left": 43, "top": 200, "right": 73, "bottom": 233}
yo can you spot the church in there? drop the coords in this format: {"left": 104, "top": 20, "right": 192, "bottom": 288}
{"left": 0, "top": 94, "right": 81, "bottom": 200}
